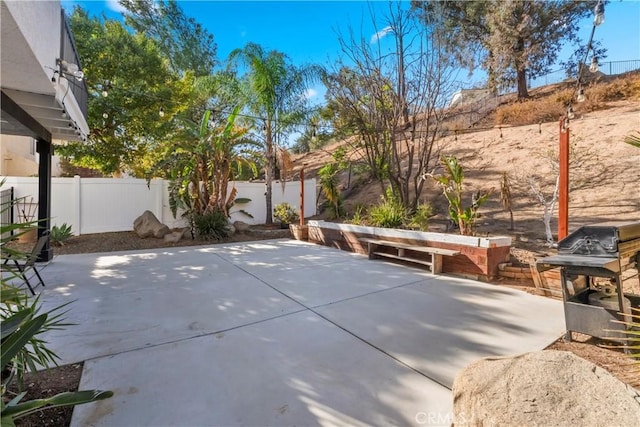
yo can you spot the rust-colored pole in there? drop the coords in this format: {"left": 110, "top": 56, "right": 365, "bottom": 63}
{"left": 558, "top": 117, "right": 569, "bottom": 241}
{"left": 299, "top": 167, "right": 305, "bottom": 226}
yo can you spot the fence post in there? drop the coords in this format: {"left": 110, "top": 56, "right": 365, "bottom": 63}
{"left": 155, "top": 179, "right": 164, "bottom": 224}
{"left": 73, "top": 175, "right": 81, "bottom": 235}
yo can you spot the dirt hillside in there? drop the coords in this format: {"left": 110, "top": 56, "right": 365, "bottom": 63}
{"left": 293, "top": 100, "right": 640, "bottom": 247}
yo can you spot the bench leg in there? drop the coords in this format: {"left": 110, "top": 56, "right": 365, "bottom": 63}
{"left": 368, "top": 243, "right": 376, "bottom": 259}
{"left": 432, "top": 254, "right": 443, "bottom": 274}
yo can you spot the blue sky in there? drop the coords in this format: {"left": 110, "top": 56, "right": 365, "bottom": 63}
{"left": 64, "top": 0, "right": 640, "bottom": 101}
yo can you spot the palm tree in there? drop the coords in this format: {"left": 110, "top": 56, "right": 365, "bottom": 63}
{"left": 229, "top": 43, "right": 322, "bottom": 224}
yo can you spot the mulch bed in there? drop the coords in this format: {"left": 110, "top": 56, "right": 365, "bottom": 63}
{"left": 4, "top": 363, "right": 83, "bottom": 427}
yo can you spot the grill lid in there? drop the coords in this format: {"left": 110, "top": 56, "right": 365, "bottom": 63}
{"left": 557, "top": 221, "right": 640, "bottom": 257}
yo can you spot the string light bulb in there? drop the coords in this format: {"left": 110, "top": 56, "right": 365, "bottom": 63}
{"left": 103, "top": 112, "right": 109, "bottom": 119}
{"left": 102, "top": 89, "right": 108, "bottom": 97}
{"left": 594, "top": 1, "right": 605, "bottom": 26}
{"left": 576, "top": 87, "right": 586, "bottom": 103}
{"left": 61, "top": 110, "right": 68, "bottom": 119}
{"left": 589, "top": 56, "right": 599, "bottom": 73}
{"left": 566, "top": 105, "right": 575, "bottom": 120}
{"left": 159, "top": 107, "right": 165, "bottom": 118}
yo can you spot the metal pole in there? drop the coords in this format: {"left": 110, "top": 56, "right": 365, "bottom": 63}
{"left": 36, "top": 138, "right": 53, "bottom": 261}
{"left": 299, "top": 167, "right": 305, "bottom": 226}
{"left": 558, "top": 117, "right": 569, "bottom": 241}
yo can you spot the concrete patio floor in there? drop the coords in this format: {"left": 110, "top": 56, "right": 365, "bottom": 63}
{"left": 37, "top": 239, "right": 565, "bottom": 426}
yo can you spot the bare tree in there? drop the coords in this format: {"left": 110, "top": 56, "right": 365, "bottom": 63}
{"left": 324, "top": 3, "right": 457, "bottom": 212}
{"left": 518, "top": 140, "right": 604, "bottom": 245}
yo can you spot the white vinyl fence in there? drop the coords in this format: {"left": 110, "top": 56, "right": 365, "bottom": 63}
{"left": 1, "top": 176, "right": 316, "bottom": 235}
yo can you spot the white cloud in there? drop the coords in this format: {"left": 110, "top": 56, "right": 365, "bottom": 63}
{"left": 370, "top": 26, "right": 392, "bottom": 44}
{"left": 106, "top": 0, "right": 127, "bottom": 14}
{"left": 304, "top": 88, "right": 318, "bottom": 99}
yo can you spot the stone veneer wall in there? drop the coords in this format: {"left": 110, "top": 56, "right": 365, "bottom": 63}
{"left": 307, "top": 220, "right": 512, "bottom": 281}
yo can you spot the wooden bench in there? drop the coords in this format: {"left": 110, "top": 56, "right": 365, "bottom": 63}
{"left": 359, "top": 238, "right": 460, "bottom": 274}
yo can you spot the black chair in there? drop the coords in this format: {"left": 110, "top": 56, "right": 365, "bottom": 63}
{"left": 2, "top": 232, "right": 49, "bottom": 295}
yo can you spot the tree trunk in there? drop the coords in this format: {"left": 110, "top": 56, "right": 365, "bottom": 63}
{"left": 516, "top": 67, "right": 529, "bottom": 99}
{"left": 265, "top": 122, "right": 274, "bottom": 224}
{"left": 543, "top": 204, "right": 553, "bottom": 245}
{"left": 515, "top": 37, "right": 529, "bottom": 99}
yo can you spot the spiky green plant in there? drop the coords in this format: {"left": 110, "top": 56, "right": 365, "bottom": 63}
{"left": 368, "top": 194, "right": 407, "bottom": 229}
{"left": 50, "top": 223, "right": 73, "bottom": 246}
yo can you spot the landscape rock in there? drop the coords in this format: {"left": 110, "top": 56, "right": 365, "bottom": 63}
{"left": 163, "top": 228, "right": 189, "bottom": 243}
{"left": 452, "top": 351, "right": 640, "bottom": 427}
{"left": 233, "top": 221, "right": 251, "bottom": 233}
{"left": 226, "top": 221, "right": 236, "bottom": 235}
{"left": 133, "top": 210, "right": 170, "bottom": 238}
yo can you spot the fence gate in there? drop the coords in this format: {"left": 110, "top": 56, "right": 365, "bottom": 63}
{"left": 1, "top": 187, "right": 15, "bottom": 240}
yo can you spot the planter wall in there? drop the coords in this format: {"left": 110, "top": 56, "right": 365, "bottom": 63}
{"left": 289, "top": 224, "right": 308, "bottom": 241}
{"left": 307, "top": 220, "right": 511, "bottom": 281}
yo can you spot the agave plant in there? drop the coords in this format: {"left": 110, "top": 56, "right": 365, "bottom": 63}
{"left": 50, "top": 223, "right": 73, "bottom": 246}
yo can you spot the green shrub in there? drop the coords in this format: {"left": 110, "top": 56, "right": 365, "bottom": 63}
{"left": 407, "top": 203, "right": 433, "bottom": 231}
{"left": 50, "top": 223, "right": 73, "bottom": 246}
{"left": 273, "top": 202, "right": 299, "bottom": 224}
{"left": 368, "top": 196, "right": 406, "bottom": 229}
{"left": 192, "top": 210, "right": 229, "bottom": 240}
{"left": 349, "top": 204, "right": 367, "bottom": 225}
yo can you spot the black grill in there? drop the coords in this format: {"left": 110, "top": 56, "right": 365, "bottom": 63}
{"left": 538, "top": 221, "right": 640, "bottom": 272}
{"left": 537, "top": 221, "right": 640, "bottom": 342}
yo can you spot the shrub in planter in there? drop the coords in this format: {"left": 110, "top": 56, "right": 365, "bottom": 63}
{"left": 407, "top": 203, "right": 433, "bottom": 231}
{"left": 273, "top": 202, "right": 299, "bottom": 226}
{"left": 368, "top": 197, "right": 406, "bottom": 229}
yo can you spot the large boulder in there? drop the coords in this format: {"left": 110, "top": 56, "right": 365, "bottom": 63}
{"left": 163, "top": 228, "right": 189, "bottom": 243}
{"left": 452, "top": 351, "right": 640, "bottom": 427}
{"left": 133, "top": 210, "right": 170, "bottom": 238}
{"left": 233, "top": 221, "right": 251, "bottom": 233}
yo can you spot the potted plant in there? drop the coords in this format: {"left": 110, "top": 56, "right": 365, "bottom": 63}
{"left": 273, "top": 202, "right": 299, "bottom": 229}
{"left": 15, "top": 197, "right": 37, "bottom": 244}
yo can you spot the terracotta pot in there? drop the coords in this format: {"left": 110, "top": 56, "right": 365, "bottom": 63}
{"left": 17, "top": 228, "right": 37, "bottom": 244}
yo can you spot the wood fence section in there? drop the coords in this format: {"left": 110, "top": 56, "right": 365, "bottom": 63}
{"left": 1, "top": 176, "right": 316, "bottom": 235}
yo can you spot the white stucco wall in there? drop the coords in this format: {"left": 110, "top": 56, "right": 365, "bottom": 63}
{"left": 0, "top": 135, "right": 62, "bottom": 177}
